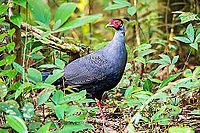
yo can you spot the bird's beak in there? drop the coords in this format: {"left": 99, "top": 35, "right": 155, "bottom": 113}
{"left": 106, "top": 23, "right": 114, "bottom": 28}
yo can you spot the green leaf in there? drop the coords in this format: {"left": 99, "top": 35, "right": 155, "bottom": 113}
{"left": 195, "top": 33, "right": 200, "bottom": 42}
{"left": 151, "top": 107, "right": 165, "bottom": 122}
{"left": 61, "top": 123, "right": 94, "bottom": 132}
{"left": 5, "top": 54, "right": 16, "bottom": 65}
{"left": 39, "top": 64, "right": 58, "bottom": 69}
{"left": 0, "top": 33, "right": 7, "bottom": 40}
{"left": 189, "top": 42, "right": 198, "bottom": 50}
{"left": 104, "top": 3, "right": 129, "bottom": 10}
{"left": 191, "top": 110, "right": 200, "bottom": 115}
{"left": 0, "top": 4, "right": 8, "bottom": 14}
{"left": 15, "top": 83, "right": 33, "bottom": 99}
{"left": 178, "top": 12, "right": 199, "bottom": 24}
{"left": 54, "top": 105, "right": 65, "bottom": 119}
{"left": 127, "top": 6, "right": 136, "bottom": 16}
{"left": 22, "top": 102, "right": 34, "bottom": 120}
{"left": 173, "top": 36, "right": 191, "bottom": 43}
{"left": 138, "top": 49, "right": 156, "bottom": 57}
{"left": 29, "top": 54, "right": 44, "bottom": 60}
{"left": 124, "top": 86, "right": 134, "bottom": 98}
{"left": 160, "top": 73, "right": 181, "bottom": 88}
{"left": 169, "top": 126, "right": 194, "bottom": 133}
{"left": 134, "top": 57, "right": 146, "bottom": 64}
{"left": 0, "top": 128, "right": 8, "bottom": 133}
{"left": 37, "top": 89, "right": 53, "bottom": 106}
{"left": 10, "top": 14, "right": 23, "bottom": 28}
{"left": 65, "top": 115, "right": 84, "bottom": 123}
{"left": 172, "top": 55, "right": 179, "bottom": 64}
{"left": 193, "top": 66, "right": 200, "bottom": 77}
{"left": 0, "top": 82, "right": 7, "bottom": 100}
{"left": 159, "top": 54, "right": 171, "bottom": 64}
{"left": 142, "top": 79, "right": 152, "bottom": 92}
{"left": 183, "top": 69, "right": 193, "bottom": 77}
{"left": 6, "top": 42, "right": 15, "bottom": 53}
{"left": 27, "top": 68, "right": 42, "bottom": 83}
{"left": 5, "top": 115, "right": 28, "bottom": 133}
{"left": 52, "top": 90, "right": 64, "bottom": 105}
{"left": 55, "top": 14, "right": 102, "bottom": 33}
{"left": 0, "top": 17, "right": 5, "bottom": 23}
{"left": 171, "top": 86, "right": 180, "bottom": 95}
{"left": 36, "top": 123, "right": 51, "bottom": 133}
{"left": 31, "top": 46, "right": 43, "bottom": 53}
{"left": 53, "top": 2, "right": 76, "bottom": 30}
{"left": 186, "top": 23, "right": 194, "bottom": 42}
{"left": 13, "top": 62, "right": 25, "bottom": 75}
{"left": 13, "top": 0, "right": 26, "bottom": 8}
{"left": 33, "top": 83, "right": 55, "bottom": 90}
{"left": 44, "top": 69, "right": 64, "bottom": 84}
{"left": 0, "top": 100, "right": 22, "bottom": 117}
{"left": 169, "top": 64, "right": 174, "bottom": 73}
{"left": 114, "top": 0, "right": 131, "bottom": 5}
{"left": 28, "top": 0, "right": 51, "bottom": 26}
{"left": 55, "top": 58, "right": 65, "bottom": 69}
{"left": 8, "top": 28, "right": 16, "bottom": 37}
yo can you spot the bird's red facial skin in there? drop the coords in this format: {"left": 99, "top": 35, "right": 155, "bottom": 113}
{"left": 110, "top": 19, "right": 122, "bottom": 29}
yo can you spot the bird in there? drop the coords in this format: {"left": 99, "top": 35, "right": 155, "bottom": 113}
{"left": 42, "top": 18, "right": 127, "bottom": 120}
{"left": 63, "top": 18, "right": 127, "bottom": 120}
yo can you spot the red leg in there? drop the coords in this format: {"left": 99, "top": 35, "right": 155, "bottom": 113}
{"left": 96, "top": 99, "right": 106, "bottom": 121}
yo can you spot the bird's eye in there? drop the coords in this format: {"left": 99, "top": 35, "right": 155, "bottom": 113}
{"left": 114, "top": 22, "right": 118, "bottom": 25}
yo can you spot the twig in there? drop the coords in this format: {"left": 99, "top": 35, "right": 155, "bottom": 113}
{"left": 21, "top": 23, "right": 82, "bottom": 54}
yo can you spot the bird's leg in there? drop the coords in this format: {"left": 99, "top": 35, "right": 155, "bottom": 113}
{"left": 96, "top": 99, "right": 106, "bottom": 121}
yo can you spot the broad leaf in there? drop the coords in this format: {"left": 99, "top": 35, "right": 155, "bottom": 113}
{"left": 28, "top": 0, "right": 51, "bottom": 26}
{"left": 36, "top": 123, "right": 51, "bottom": 133}
{"left": 6, "top": 42, "right": 15, "bottom": 53}
{"left": 189, "top": 42, "right": 198, "bottom": 50}
{"left": 169, "top": 126, "right": 194, "bottom": 133}
{"left": 37, "top": 89, "right": 53, "bottom": 106}
{"left": 55, "top": 58, "right": 65, "bottom": 69}
{"left": 160, "top": 73, "right": 181, "bottom": 88}
{"left": 178, "top": 12, "right": 199, "bottom": 24}
{"left": 27, "top": 68, "right": 42, "bottom": 83}
{"left": 127, "top": 6, "right": 136, "bottom": 16}
{"left": 15, "top": 83, "right": 33, "bottom": 99}
{"left": 186, "top": 23, "right": 194, "bottom": 42}
{"left": 134, "top": 43, "right": 151, "bottom": 51}
{"left": 22, "top": 102, "right": 34, "bottom": 120}
{"left": 172, "top": 55, "right": 179, "bottom": 64}
{"left": 52, "top": 90, "right": 65, "bottom": 105}
{"left": 39, "top": 64, "right": 58, "bottom": 69}
{"left": 54, "top": 14, "right": 102, "bottom": 33}
{"left": 10, "top": 14, "right": 23, "bottom": 28}
{"left": 173, "top": 36, "right": 191, "bottom": 43}
{"left": 61, "top": 123, "right": 94, "bottom": 132}
{"left": 13, "top": 62, "right": 24, "bottom": 74}
{"left": 55, "top": 105, "right": 65, "bottom": 119}
{"left": 159, "top": 54, "right": 171, "bottom": 64}
{"left": 5, "top": 115, "right": 28, "bottom": 133}
{"left": 53, "top": 3, "right": 76, "bottom": 30}
{"left": 13, "top": 0, "right": 26, "bottom": 8}
{"left": 44, "top": 69, "right": 64, "bottom": 84}
{"left": 104, "top": 3, "right": 129, "bottom": 10}
{"left": 0, "top": 4, "right": 8, "bottom": 14}
{"left": 0, "top": 100, "right": 22, "bottom": 117}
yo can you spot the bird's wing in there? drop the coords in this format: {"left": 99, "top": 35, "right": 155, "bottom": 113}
{"left": 64, "top": 53, "right": 112, "bottom": 86}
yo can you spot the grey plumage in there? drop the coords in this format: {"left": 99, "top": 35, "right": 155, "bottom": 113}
{"left": 64, "top": 19, "right": 127, "bottom": 100}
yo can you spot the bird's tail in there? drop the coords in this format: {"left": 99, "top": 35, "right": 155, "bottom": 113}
{"left": 42, "top": 71, "right": 63, "bottom": 86}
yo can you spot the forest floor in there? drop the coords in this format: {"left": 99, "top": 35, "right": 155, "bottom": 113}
{"left": 89, "top": 91, "right": 200, "bottom": 133}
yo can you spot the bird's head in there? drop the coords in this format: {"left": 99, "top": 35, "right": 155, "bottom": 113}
{"left": 106, "top": 19, "right": 124, "bottom": 31}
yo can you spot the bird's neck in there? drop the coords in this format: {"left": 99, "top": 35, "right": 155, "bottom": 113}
{"left": 112, "top": 30, "right": 125, "bottom": 43}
